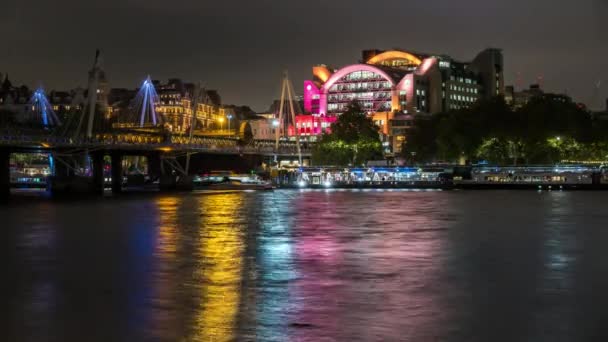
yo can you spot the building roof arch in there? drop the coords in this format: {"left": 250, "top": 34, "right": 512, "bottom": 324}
{"left": 321, "top": 64, "right": 397, "bottom": 91}
{"left": 366, "top": 50, "right": 423, "bottom": 67}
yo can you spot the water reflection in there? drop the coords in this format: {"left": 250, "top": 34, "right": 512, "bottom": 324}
{"left": 5, "top": 190, "right": 608, "bottom": 341}
{"left": 194, "top": 193, "right": 245, "bottom": 342}
{"left": 288, "top": 191, "right": 451, "bottom": 341}
{"left": 253, "top": 192, "right": 297, "bottom": 341}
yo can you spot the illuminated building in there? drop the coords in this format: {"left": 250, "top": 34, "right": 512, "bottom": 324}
{"left": 248, "top": 117, "right": 284, "bottom": 140}
{"left": 154, "top": 79, "right": 227, "bottom": 133}
{"left": 305, "top": 48, "right": 504, "bottom": 117}
{"left": 505, "top": 84, "right": 573, "bottom": 109}
{"left": 387, "top": 114, "right": 414, "bottom": 154}
{"left": 289, "top": 114, "right": 337, "bottom": 140}
{"left": 303, "top": 48, "right": 505, "bottom": 152}
{"left": 0, "top": 74, "right": 30, "bottom": 117}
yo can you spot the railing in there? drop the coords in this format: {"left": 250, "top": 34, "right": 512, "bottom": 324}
{"left": 0, "top": 131, "right": 311, "bottom": 155}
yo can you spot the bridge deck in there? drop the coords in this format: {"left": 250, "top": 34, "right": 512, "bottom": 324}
{"left": 0, "top": 131, "right": 311, "bottom": 157}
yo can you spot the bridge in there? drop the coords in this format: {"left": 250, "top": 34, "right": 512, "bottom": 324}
{"left": 0, "top": 128, "right": 310, "bottom": 156}
{"left": 0, "top": 53, "right": 311, "bottom": 200}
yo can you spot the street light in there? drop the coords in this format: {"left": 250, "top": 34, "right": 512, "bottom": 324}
{"left": 218, "top": 116, "right": 225, "bottom": 132}
{"left": 227, "top": 114, "right": 233, "bottom": 135}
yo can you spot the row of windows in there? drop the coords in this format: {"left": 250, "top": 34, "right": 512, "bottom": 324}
{"left": 51, "top": 105, "right": 75, "bottom": 111}
{"left": 343, "top": 71, "right": 386, "bottom": 82}
{"left": 327, "top": 101, "right": 391, "bottom": 112}
{"left": 448, "top": 84, "right": 478, "bottom": 94}
{"left": 329, "top": 81, "right": 392, "bottom": 92}
{"left": 253, "top": 128, "right": 281, "bottom": 135}
{"left": 296, "top": 121, "right": 331, "bottom": 128}
{"left": 327, "top": 92, "right": 391, "bottom": 102}
{"left": 449, "top": 76, "right": 477, "bottom": 84}
{"left": 449, "top": 94, "right": 477, "bottom": 102}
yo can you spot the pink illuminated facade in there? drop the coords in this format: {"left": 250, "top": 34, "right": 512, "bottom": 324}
{"left": 289, "top": 114, "right": 337, "bottom": 140}
{"left": 304, "top": 48, "right": 505, "bottom": 117}
{"left": 302, "top": 48, "right": 505, "bottom": 152}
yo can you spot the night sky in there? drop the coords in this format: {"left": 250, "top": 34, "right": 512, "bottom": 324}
{"left": 1, "top": 0, "right": 607, "bottom": 111}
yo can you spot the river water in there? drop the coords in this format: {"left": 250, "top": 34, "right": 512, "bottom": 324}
{"left": 4, "top": 189, "right": 608, "bottom": 341}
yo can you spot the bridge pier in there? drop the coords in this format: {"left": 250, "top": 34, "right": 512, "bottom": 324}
{"left": 147, "top": 152, "right": 162, "bottom": 181}
{"left": 91, "top": 152, "right": 105, "bottom": 195}
{"left": 111, "top": 152, "right": 123, "bottom": 194}
{"left": 52, "top": 153, "right": 74, "bottom": 177}
{"left": 0, "top": 149, "right": 10, "bottom": 201}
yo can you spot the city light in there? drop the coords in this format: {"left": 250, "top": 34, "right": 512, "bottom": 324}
{"left": 298, "top": 180, "right": 307, "bottom": 187}
{"left": 133, "top": 76, "right": 161, "bottom": 127}
{"left": 227, "top": 114, "right": 233, "bottom": 134}
{"left": 29, "top": 87, "right": 60, "bottom": 127}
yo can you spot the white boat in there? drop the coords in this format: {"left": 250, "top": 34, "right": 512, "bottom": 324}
{"left": 194, "top": 173, "right": 273, "bottom": 191}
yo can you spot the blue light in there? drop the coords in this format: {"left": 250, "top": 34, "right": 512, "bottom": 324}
{"left": 134, "top": 76, "right": 160, "bottom": 127}
{"left": 29, "top": 87, "right": 59, "bottom": 127}
{"left": 49, "top": 154, "right": 55, "bottom": 175}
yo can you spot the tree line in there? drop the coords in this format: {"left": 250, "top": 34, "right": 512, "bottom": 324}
{"left": 402, "top": 96, "right": 608, "bottom": 165}
{"left": 312, "top": 102, "right": 383, "bottom": 166}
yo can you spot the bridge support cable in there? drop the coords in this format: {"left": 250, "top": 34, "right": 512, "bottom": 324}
{"left": 274, "top": 71, "right": 302, "bottom": 165}
{"left": 64, "top": 50, "right": 105, "bottom": 140}
{"left": 162, "top": 156, "right": 188, "bottom": 177}
{"left": 285, "top": 74, "right": 302, "bottom": 165}
{"left": 132, "top": 76, "right": 161, "bottom": 127}
{"left": 28, "top": 87, "right": 61, "bottom": 128}
{"left": 185, "top": 82, "right": 203, "bottom": 175}
{"left": 51, "top": 154, "right": 81, "bottom": 177}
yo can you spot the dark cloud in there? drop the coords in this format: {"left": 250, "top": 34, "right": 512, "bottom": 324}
{"left": 1, "top": 0, "right": 607, "bottom": 110}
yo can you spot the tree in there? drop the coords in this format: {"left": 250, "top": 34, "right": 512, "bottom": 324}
{"left": 312, "top": 101, "right": 382, "bottom": 166}
{"left": 401, "top": 95, "right": 602, "bottom": 165}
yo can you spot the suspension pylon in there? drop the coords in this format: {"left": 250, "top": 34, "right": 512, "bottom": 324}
{"left": 29, "top": 86, "right": 61, "bottom": 127}
{"left": 73, "top": 49, "right": 104, "bottom": 139}
{"left": 185, "top": 82, "right": 203, "bottom": 175}
{"left": 274, "top": 71, "right": 302, "bottom": 165}
{"left": 132, "top": 75, "right": 161, "bottom": 127}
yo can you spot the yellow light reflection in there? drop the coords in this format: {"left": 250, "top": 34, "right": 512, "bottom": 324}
{"left": 157, "top": 196, "right": 180, "bottom": 256}
{"left": 194, "top": 193, "right": 245, "bottom": 342}
{"left": 150, "top": 196, "right": 181, "bottom": 339}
